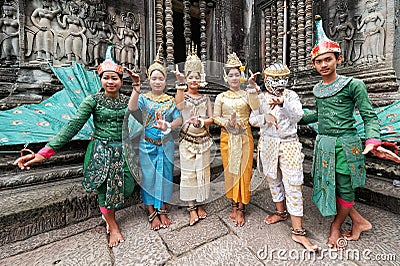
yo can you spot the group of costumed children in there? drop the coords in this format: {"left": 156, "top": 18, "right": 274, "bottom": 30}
{"left": 14, "top": 16, "right": 400, "bottom": 250}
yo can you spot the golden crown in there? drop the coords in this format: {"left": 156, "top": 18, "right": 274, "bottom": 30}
{"left": 147, "top": 45, "right": 167, "bottom": 77}
{"left": 184, "top": 46, "right": 202, "bottom": 76}
{"left": 225, "top": 52, "right": 243, "bottom": 68}
{"left": 223, "top": 52, "right": 247, "bottom": 83}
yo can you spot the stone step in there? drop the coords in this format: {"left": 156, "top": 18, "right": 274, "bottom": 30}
{"left": 1, "top": 134, "right": 399, "bottom": 248}
{"left": 0, "top": 146, "right": 224, "bottom": 247}
{"left": 0, "top": 177, "right": 101, "bottom": 246}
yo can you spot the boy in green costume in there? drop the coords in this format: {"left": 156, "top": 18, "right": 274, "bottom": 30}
{"left": 301, "top": 16, "right": 400, "bottom": 249}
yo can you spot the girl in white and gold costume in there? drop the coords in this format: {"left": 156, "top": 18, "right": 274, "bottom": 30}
{"left": 249, "top": 62, "right": 320, "bottom": 251}
{"left": 174, "top": 49, "right": 213, "bottom": 226}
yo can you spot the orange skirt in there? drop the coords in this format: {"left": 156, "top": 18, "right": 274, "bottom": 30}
{"left": 220, "top": 128, "right": 254, "bottom": 204}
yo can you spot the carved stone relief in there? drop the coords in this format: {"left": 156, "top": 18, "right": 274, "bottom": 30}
{"left": 22, "top": 0, "right": 141, "bottom": 69}
{"left": 25, "top": 0, "right": 61, "bottom": 63}
{"left": 354, "top": 0, "right": 386, "bottom": 64}
{"left": 115, "top": 12, "right": 139, "bottom": 70}
{"left": 326, "top": 0, "right": 386, "bottom": 65}
{"left": 0, "top": 0, "right": 19, "bottom": 66}
{"left": 328, "top": 2, "right": 355, "bottom": 65}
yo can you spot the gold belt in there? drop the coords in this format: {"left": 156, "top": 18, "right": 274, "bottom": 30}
{"left": 144, "top": 134, "right": 172, "bottom": 146}
{"left": 179, "top": 131, "right": 211, "bottom": 144}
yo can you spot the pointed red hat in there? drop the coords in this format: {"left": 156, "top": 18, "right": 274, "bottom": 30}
{"left": 310, "top": 15, "right": 341, "bottom": 61}
{"left": 97, "top": 45, "right": 123, "bottom": 75}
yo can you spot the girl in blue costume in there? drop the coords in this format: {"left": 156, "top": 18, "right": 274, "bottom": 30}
{"left": 127, "top": 53, "right": 182, "bottom": 231}
{"left": 14, "top": 46, "right": 142, "bottom": 248}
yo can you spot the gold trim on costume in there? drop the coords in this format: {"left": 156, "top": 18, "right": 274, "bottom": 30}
{"left": 143, "top": 92, "right": 173, "bottom": 103}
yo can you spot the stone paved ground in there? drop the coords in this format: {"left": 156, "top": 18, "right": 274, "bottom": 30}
{"left": 1, "top": 185, "right": 399, "bottom": 266}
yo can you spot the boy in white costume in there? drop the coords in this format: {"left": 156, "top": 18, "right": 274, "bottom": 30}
{"left": 249, "top": 62, "right": 320, "bottom": 251}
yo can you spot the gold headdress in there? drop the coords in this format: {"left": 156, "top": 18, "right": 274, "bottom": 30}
{"left": 184, "top": 46, "right": 202, "bottom": 76}
{"left": 225, "top": 52, "right": 243, "bottom": 68}
{"left": 147, "top": 45, "right": 167, "bottom": 77}
{"left": 184, "top": 44, "right": 207, "bottom": 86}
{"left": 97, "top": 45, "right": 123, "bottom": 76}
{"left": 224, "top": 52, "right": 247, "bottom": 83}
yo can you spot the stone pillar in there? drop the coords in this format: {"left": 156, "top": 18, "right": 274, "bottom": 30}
{"left": 183, "top": 0, "right": 191, "bottom": 53}
{"left": 264, "top": 8, "right": 272, "bottom": 67}
{"left": 289, "top": 0, "right": 298, "bottom": 70}
{"left": 277, "top": 0, "right": 284, "bottom": 62}
{"left": 305, "top": 0, "right": 313, "bottom": 69}
{"left": 297, "top": 1, "right": 306, "bottom": 70}
{"left": 165, "top": 0, "right": 174, "bottom": 68}
{"left": 155, "top": 0, "right": 164, "bottom": 62}
{"left": 271, "top": 3, "right": 278, "bottom": 62}
{"left": 199, "top": 0, "right": 207, "bottom": 62}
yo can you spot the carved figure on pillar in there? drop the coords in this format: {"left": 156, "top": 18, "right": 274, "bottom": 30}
{"left": 355, "top": 0, "right": 386, "bottom": 64}
{"left": 56, "top": 2, "right": 87, "bottom": 64}
{"left": 87, "top": 9, "right": 114, "bottom": 66}
{"left": 329, "top": 12, "right": 355, "bottom": 66}
{"left": 116, "top": 12, "right": 139, "bottom": 70}
{"left": 0, "top": 0, "right": 19, "bottom": 65}
{"left": 28, "top": 0, "right": 61, "bottom": 62}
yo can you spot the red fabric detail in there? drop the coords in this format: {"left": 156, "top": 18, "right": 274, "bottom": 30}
{"left": 366, "top": 138, "right": 381, "bottom": 146}
{"left": 99, "top": 206, "right": 112, "bottom": 214}
{"left": 37, "top": 147, "right": 56, "bottom": 159}
{"left": 379, "top": 141, "right": 399, "bottom": 155}
{"left": 336, "top": 196, "right": 354, "bottom": 209}
{"left": 311, "top": 41, "right": 341, "bottom": 60}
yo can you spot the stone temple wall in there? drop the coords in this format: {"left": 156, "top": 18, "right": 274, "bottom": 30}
{"left": 0, "top": 0, "right": 145, "bottom": 110}
{"left": 256, "top": 0, "right": 400, "bottom": 109}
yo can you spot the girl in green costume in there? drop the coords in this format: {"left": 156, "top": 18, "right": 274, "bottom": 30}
{"left": 14, "top": 46, "right": 142, "bottom": 248}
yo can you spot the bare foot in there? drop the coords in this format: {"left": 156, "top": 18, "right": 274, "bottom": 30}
{"left": 159, "top": 213, "right": 172, "bottom": 228}
{"left": 235, "top": 209, "right": 245, "bottom": 227}
{"left": 189, "top": 209, "right": 199, "bottom": 226}
{"left": 197, "top": 206, "right": 207, "bottom": 219}
{"left": 229, "top": 207, "right": 237, "bottom": 223}
{"left": 108, "top": 228, "right": 124, "bottom": 247}
{"left": 292, "top": 234, "right": 321, "bottom": 252}
{"left": 264, "top": 213, "right": 287, "bottom": 225}
{"left": 150, "top": 215, "right": 162, "bottom": 231}
{"left": 343, "top": 219, "right": 372, "bottom": 241}
{"left": 327, "top": 224, "right": 343, "bottom": 250}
